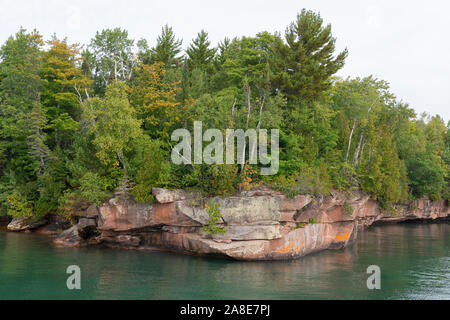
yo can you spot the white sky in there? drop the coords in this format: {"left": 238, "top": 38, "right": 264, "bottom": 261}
{"left": 1, "top": 0, "right": 449, "bottom": 122}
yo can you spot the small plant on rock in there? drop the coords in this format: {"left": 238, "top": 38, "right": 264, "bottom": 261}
{"left": 295, "top": 222, "right": 307, "bottom": 229}
{"left": 202, "top": 201, "right": 227, "bottom": 235}
{"left": 343, "top": 202, "right": 354, "bottom": 216}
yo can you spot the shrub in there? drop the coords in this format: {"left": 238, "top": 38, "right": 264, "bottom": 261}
{"left": 58, "top": 172, "right": 110, "bottom": 221}
{"left": 295, "top": 222, "right": 307, "bottom": 229}
{"left": 202, "top": 201, "right": 227, "bottom": 235}
{"left": 185, "top": 164, "right": 239, "bottom": 197}
{"left": 238, "top": 163, "right": 258, "bottom": 191}
{"left": 329, "top": 162, "right": 358, "bottom": 191}
{"left": 131, "top": 139, "right": 172, "bottom": 203}
{"left": 6, "top": 190, "right": 33, "bottom": 219}
{"left": 270, "top": 164, "right": 332, "bottom": 198}
{"left": 343, "top": 202, "right": 354, "bottom": 216}
{"left": 77, "top": 172, "right": 110, "bottom": 205}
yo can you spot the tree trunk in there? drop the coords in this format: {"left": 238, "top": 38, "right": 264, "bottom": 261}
{"left": 346, "top": 119, "right": 356, "bottom": 162}
{"left": 242, "top": 85, "right": 251, "bottom": 170}
{"left": 250, "top": 93, "right": 266, "bottom": 164}
{"left": 231, "top": 97, "right": 236, "bottom": 125}
{"left": 116, "top": 151, "right": 127, "bottom": 180}
{"left": 354, "top": 133, "right": 364, "bottom": 167}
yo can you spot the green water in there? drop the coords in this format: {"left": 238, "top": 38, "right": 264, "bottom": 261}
{"left": 0, "top": 223, "right": 449, "bottom": 300}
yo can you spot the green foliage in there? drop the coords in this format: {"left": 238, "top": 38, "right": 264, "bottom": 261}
{"left": 270, "top": 175, "right": 303, "bottom": 198}
{"left": 131, "top": 139, "right": 173, "bottom": 203}
{"left": 147, "top": 25, "right": 183, "bottom": 66}
{"left": 271, "top": 163, "right": 332, "bottom": 197}
{"left": 0, "top": 15, "right": 448, "bottom": 221}
{"left": 40, "top": 37, "right": 90, "bottom": 148}
{"left": 406, "top": 151, "right": 446, "bottom": 199}
{"left": 81, "top": 81, "right": 143, "bottom": 180}
{"left": 88, "top": 28, "right": 135, "bottom": 91}
{"left": 0, "top": 28, "right": 43, "bottom": 191}
{"left": 128, "top": 62, "right": 180, "bottom": 140}
{"left": 294, "top": 222, "right": 307, "bottom": 229}
{"left": 358, "top": 131, "right": 409, "bottom": 204}
{"left": 202, "top": 201, "right": 226, "bottom": 235}
{"left": 183, "top": 164, "right": 239, "bottom": 197}
{"left": 6, "top": 190, "right": 33, "bottom": 218}
{"left": 328, "top": 162, "right": 357, "bottom": 191}
{"left": 77, "top": 172, "right": 110, "bottom": 205}
{"left": 186, "top": 30, "right": 217, "bottom": 70}
{"left": 343, "top": 203, "right": 354, "bottom": 216}
{"left": 271, "top": 9, "right": 348, "bottom": 102}
{"left": 58, "top": 172, "right": 110, "bottom": 220}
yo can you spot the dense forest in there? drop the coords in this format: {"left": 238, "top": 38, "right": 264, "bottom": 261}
{"left": 0, "top": 10, "right": 448, "bottom": 221}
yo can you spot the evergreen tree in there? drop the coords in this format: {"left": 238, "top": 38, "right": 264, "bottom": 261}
{"left": 150, "top": 25, "right": 183, "bottom": 66}
{"left": 271, "top": 9, "right": 348, "bottom": 102}
{"left": 0, "top": 29, "right": 44, "bottom": 214}
{"left": 186, "top": 30, "right": 216, "bottom": 70}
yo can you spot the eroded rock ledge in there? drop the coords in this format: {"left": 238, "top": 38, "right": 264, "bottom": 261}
{"left": 11, "top": 187, "right": 449, "bottom": 260}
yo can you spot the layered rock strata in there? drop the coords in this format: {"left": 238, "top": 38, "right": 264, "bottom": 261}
{"left": 46, "top": 187, "right": 449, "bottom": 260}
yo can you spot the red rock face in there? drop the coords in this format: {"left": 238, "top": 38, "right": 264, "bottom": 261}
{"left": 54, "top": 187, "right": 449, "bottom": 260}
{"left": 279, "top": 211, "right": 296, "bottom": 222}
{"left": 98, "top": 200, "right": 170, "bottom": 231}
{"left": 279, "top": 195, "right": 312, "bottom": 211}
{"left": 152, "top": 202, "right": 201, "bottom": 226}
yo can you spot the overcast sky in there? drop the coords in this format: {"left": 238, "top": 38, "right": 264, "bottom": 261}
{"left": 1, "top": 0, "right": 449, "bottom": 122}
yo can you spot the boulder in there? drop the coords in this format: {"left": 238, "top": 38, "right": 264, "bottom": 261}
{"left": 78, "top": 217, "right": 96, "bottom": 229}
{"left": 53, "top": 226, "right": 82, "bottom": 246}
{"left": 152, "top": 188, "right": 189, "bottom": 203}
{"left": 84, "top": 205, "right": 99, "bottom": 218}
{"left": 7, "top": 217, "right": 46, "bottom": 231}
{"left": 98, "top": 199, "right": 205, "bottom": 231}
{"left": 77, "top": 217, "right": 98, "bottom": 239}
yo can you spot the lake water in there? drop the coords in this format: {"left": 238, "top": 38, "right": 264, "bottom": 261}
{"left": 0, "top": 222, "right": 449, "bottom": 300}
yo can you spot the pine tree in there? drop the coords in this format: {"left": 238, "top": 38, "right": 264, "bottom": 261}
{"left": 271, "top": 9, "right": 348, "bottom": 102}
{"left": 0, "top": 29, "right": 43, "bottom": 185}
{"left": 150, "top": 25, "right": 183, "bottom": 66}
{"left": 28, "top": 99, "right": 50, "bottom": 175}
{"left": 186, "top": 30, "right": 216, "bottom": 70}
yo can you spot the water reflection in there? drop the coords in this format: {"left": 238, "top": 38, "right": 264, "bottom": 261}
{"left": 0, "top": 223, "right": 448, "bottom": 299}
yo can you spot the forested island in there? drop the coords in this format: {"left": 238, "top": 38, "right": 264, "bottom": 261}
{"left": 0, "top": 10, "right": 448, "bottom": 244}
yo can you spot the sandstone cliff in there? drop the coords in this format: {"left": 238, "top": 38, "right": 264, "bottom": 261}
{"left": 47, "top": 187, "right": 449, "bottom": 260}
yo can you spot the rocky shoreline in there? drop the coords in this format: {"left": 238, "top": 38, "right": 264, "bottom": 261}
{"left": 4, "top": 187, "right": 449, "bottom": 260}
